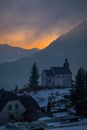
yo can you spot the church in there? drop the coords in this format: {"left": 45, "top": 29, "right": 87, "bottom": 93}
{"left": 41, "top": 59, "right": 72, "bottom": 87}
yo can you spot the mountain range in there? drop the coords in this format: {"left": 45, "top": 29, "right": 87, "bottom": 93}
{"left": 0, "top": 44, "right": 39, "bottom": 63}
{"left": 0, "top": 21, "right": 87, "bottom": 90}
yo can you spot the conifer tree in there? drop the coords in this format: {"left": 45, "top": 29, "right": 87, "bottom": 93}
{"left": 84, "top": 70, "right": 87, "bottom": 98}
{"left": 29, "top": 63, "right": 39, "bottom": 89}
{"left": 69, "top": 67, "right": 87, "bottom": 115}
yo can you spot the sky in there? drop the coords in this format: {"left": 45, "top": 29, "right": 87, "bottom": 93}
{"left": 0, "top": 0, "right": 87, "bottom": 49}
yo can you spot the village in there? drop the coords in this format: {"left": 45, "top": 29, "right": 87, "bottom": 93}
{"left": 0, "top": 59, "right": 87, "bottom": 130}
{"left": 0, "top": 0, "right": 87, "bottom": 129}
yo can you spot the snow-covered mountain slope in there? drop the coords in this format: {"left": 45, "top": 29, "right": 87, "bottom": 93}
{"left": 0, "top": 21, "right": 87, "bottom": 89}
{"left": 0, "top": 44, "right": 39, "bottom": 63}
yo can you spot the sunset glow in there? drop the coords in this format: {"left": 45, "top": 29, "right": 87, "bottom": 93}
{"left": 0, "top": 0, "right": 86, "bottom": 50}
{"left": 0, "top": 33, "right": 59, "bottom": 49}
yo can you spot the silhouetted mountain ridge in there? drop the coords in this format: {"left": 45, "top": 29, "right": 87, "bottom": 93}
{"left": 0, "top": 44, "right": 39, "bottom": 63}
{"left": 0, "top": 21, "right": 87, "bottom": 90}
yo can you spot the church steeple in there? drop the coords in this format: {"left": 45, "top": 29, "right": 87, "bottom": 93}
{"left": 63, "top": 58, "right": 69, "bottom": 69}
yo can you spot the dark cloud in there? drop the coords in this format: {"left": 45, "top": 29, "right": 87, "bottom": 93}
{"left": 0, "top": 0, "right": 87, "bottom": 48}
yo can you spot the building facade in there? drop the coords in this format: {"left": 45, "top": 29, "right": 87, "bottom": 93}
{"left": 41, "top": 59, "right": 72, "bottom": 87}
{"left": 0, "top": 91, "right": 43, "bottom": 124}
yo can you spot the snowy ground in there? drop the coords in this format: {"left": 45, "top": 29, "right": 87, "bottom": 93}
{"left": 46, "top": 117, "right": 87, "bottom": 127}
{"left": 29, "top": 88, "right": 87, "bottom": 130}
{"left": 14, "top": 88, "right": 87, "bottom": 130}
{"left": 0, "top": 116, "right": 87, "bottom": 130}
{"left": 46, "top": 124, "right": 87, "bottom": 130}
{"left": 30, "top": 88, "right": 70, "bottom": 107}
{"left": 0, "top": 122, "right": 87, "bottom": 130}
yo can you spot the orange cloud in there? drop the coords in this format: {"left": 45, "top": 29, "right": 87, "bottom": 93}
{"left": 0, "top": 31, "right": 59, "bottom": 49}
{"left": 22, "top": 34, "right": 58, "bottom": 49}
{"left": 0, "top": 33, "right": 25, "bottom": 46}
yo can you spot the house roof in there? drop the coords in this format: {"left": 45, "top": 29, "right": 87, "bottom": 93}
{"left": 18, "top": 95, "right": 40, "bottom": 111}
{"left": 0, "top": 91, "right": 17, "bottom": 112}
{"left": 43, "top": 70, "right": 54, "bottom": 77}
{"left": 0, "top": 91, "right": 40, "bottom": 112}
{"left": 51, "top": 67, "right": 72, "bottom": 74}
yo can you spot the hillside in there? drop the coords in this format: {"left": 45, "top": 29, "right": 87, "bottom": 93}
{"left": 0, "top": 21, "right": 87, "bottom": 89}
{"left": 0, "top": 44, "right": 39, "bottom": 63}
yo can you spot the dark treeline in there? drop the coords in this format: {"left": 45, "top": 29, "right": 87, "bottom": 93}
{"left": 65, "top": 67, "right": 87, "bottom": 116}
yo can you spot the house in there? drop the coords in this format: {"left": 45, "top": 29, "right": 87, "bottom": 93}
{"left": 41, "top": 59, "right": 72, "bottom": 87}
{"left": 0, "top": 91, "right": 46, "bottom": 124}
